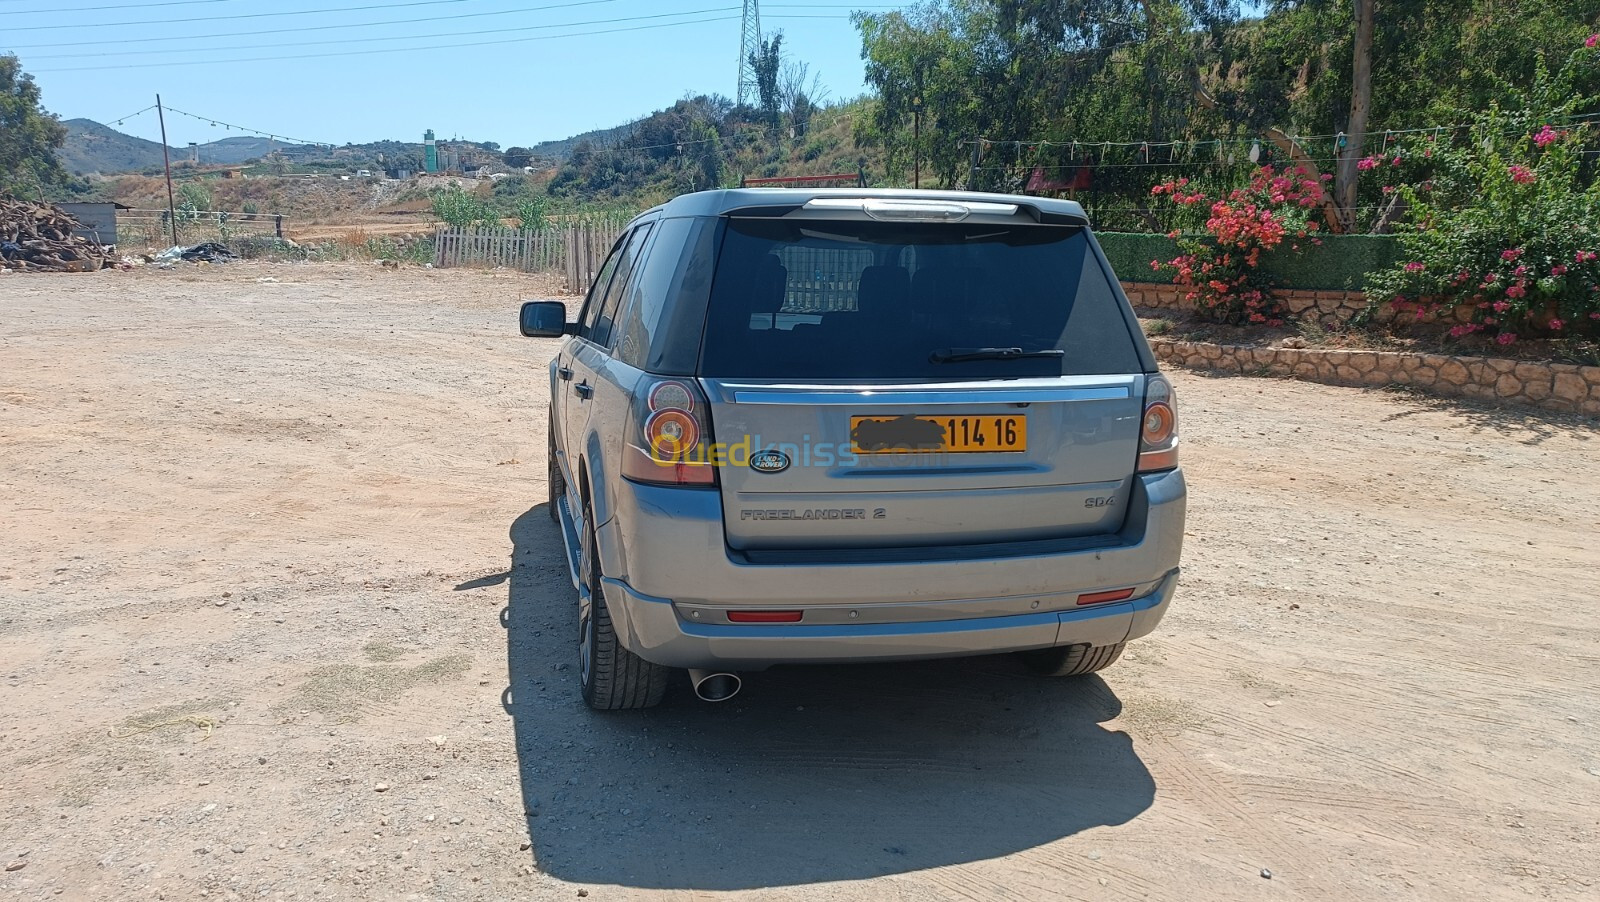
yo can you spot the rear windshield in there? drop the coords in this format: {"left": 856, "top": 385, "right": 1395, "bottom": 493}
{"left": 698, "top": 217, "right": 1143, "bottom": 379}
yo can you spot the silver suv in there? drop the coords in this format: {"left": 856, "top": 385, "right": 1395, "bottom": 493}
{"left": 521, "top": 189, "right": 1185, "bottom": 709}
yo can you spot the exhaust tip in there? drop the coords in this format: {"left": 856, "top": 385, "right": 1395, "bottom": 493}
{"left": 688, "top": 669, "right": 741, "bottom": 702}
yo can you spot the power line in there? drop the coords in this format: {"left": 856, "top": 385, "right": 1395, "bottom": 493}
{"left": 31, "top": 13, "right": 753, "bottom": 72}
{"left": 4, "top": 0, "right": 620, "bottom": 51}
{"left": 7, "top": 0, "right": 483, "bottom": 31}
{"left": 7, "top": 0, "right": 236, "bottom": 12}
{"left": 24, "top": 6, "right": 738, "bottom": 60}
{"left": 101, "top": 104, "right": 158, "bottom": 128}
{"left": 163, "top": 105, "right": 337, "bottom": 147}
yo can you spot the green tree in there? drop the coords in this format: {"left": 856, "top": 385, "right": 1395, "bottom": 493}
{"left": 855, "top": 2, "right": 1245, "bottom": 186}
{"left": 856, "top": 1, "right": 1599, "bottom": 226}
{"left": 0, "top": 55, "right": 68, "bottom": 196}
{"left": 687, "top": 121, "right": 723, "bottom": 191}
{"left": 751, "top": 32, "right": 785, "bottom": 132}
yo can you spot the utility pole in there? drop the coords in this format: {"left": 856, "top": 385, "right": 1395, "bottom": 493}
{"left": 967, "top": 140, "right": 981, "bottom": 191}
{"left": 156, "top": 94, "right": 179, "bottom": 248}
{"left": 736, "top": 0, "right": 762, "bottom": 107}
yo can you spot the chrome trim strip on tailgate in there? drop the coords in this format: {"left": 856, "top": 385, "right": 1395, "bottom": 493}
{"left": 729, "top": 386, "right": 1130, "bottom": 405}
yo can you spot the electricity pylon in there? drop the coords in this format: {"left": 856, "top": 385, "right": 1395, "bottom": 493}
{"left": 736, "top": 0, "right": 762, "bottom": 107}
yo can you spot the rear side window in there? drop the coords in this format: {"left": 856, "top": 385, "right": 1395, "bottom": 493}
{"left": 699, "top": 218, "right": 1142, "bottom": 379}
{"left": 614, "top": 216, "right": 720, "bottom": 375}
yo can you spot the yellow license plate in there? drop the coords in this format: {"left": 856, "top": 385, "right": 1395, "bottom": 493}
{"left": 850, "top": 414, "right": 1028, "bottom": 454}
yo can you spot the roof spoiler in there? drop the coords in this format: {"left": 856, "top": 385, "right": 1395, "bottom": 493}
{"left": 723, "top": 196, "right": 1088, "bottom": 226}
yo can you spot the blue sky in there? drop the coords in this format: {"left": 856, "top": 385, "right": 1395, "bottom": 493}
{"left": 7, "top": 1, "right": 912, "bottom": 148}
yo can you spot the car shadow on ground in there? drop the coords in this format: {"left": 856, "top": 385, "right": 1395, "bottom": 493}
{"left": 501, "top": 504, "right": 1154, "bottom": 891}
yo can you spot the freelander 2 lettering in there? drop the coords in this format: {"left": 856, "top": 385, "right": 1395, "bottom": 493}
{"left": 740, "top": 509, "right": 867, "bottom": 521}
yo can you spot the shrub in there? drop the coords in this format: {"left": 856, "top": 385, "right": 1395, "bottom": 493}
{"left": 1366, "top": 44, "right": 1600, "bottom": 343}
{"left": 231, "top": 236, "right": 307, "bottom": 261}
{"left": 513, "top": 196, "right": 548, "bottom": 230}
{"left": 1148, "top": 165, "right": 1326, "bottom": 325}
{"left": 429, "top": 185, "right": 499, "bottom": 228}
{"left": 176, "top": 181, "right": 213, "bottom": 218}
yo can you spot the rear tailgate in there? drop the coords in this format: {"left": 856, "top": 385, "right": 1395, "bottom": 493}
{"left": 696, "top": 207, "right": 1151, "bottom": 554}
{"left": 705, "top": 376, "right": 1145, "bottom": 551}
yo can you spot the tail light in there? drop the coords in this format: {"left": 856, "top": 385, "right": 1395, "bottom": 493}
{"left": 1137, "top": 374, "right": 1179, "bottom": 472}
{"left": 622, "top": 378, "right": 718, "bottom": 486}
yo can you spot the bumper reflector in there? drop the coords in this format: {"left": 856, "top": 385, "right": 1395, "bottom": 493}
{"left": 727, "top": 610, "right": 804, "bottom": 623}
{"left": 1077, "top": 588, "right": 1136, "bottom": 606}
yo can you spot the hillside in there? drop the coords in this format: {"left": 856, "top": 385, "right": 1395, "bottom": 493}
{"left": 194, "top": 136, "right": 320, "bottom": 165}
{"left": 58, "top": 119, "right": 170, "bottom": 175}
{"left": 541, "top": 96, "right": 887, "bottom": 206}
{"left": 57, "top": 119, "right": 434, "bottom": 175}
{"left": 526, "top": 120, "right": 639, "bottom": 161}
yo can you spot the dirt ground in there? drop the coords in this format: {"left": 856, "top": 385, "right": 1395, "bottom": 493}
{"left": 2, "top": 264, "right": 1597, "bottom": 902}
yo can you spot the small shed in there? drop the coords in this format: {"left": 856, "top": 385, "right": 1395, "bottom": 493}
{"left": 56, "top": 202, "right": 130, "bottom": 246}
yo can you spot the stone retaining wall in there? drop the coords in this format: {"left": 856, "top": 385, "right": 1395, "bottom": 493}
{"left": 1123, "top": 282, "right": 1368, "bottom": 325}
{"left": 1150, "top": 338, "right": 1600, "bottom": 417}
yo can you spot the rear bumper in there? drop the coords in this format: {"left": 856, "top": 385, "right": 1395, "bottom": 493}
{"left": 595, "top": 467, "right": 1186, "bottom": 670}
{"left": 601, "top": 568, "right": 1177, "bottom": 670}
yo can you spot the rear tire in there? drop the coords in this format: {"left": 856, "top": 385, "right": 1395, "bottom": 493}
{"left": 577, "top": 506, "right": 669, "bottom": 710}
{"left": 547, "top": 414, "right": 566, "bottom": 523}
{"left": 1019, "top": 642, "right": 1126, "bottom": 677}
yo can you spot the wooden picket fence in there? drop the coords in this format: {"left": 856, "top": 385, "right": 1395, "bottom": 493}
{"left": 433, "top": 223, "right": 623, "bottom": 292}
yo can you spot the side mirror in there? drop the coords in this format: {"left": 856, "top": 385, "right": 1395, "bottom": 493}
{"left": 519, "top": 300, "right": 572, "bottom": 338}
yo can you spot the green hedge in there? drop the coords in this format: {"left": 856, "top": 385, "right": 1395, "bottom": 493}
{"left": 1097, "top": 231, "right": 1402, "bottom": 292}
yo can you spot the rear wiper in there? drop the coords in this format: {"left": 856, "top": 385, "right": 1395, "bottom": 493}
{"left": 930, "top": 347, "right": 1066, "bottom": 364}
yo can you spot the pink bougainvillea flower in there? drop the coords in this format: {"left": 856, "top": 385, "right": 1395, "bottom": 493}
{"left": 1587, "top": 33, "right": 1600, "bottom": 48}
{"left": 1533, "top": 125, "right": 1565, "bottom": 148}
{"left": 1500, "top": 248, "right": 1523, "bottom": 261}
{"left": 1508, "top": 164, "right": 1536, "bottom": 184}
{"left": 1493, "top": 300, "right": 1511, "bottom": 313}
{"left": 1357, "top": 156, "right": 1380, "bottom": 171}
{"left": 1549, "top": 319, "right": 1565, "bottom": 330}
{"left": 1496, "top": 333, "right": 1518, "bottom": 345}
{"left": 1551, "top": 264, "right": 1569, "bottom": 276}
{"left": 1405, "top": 262, "right": 1425, "bottom": 272}
{"left": 1391, "top": 156, "right": 1402, "bottom": 167}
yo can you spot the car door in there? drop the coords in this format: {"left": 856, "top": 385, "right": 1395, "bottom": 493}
{"left": 556, "top": 235, "right": 627, "bottom": 492}
{"left": 565, "top": 225, "right": 654, "bottom": 492}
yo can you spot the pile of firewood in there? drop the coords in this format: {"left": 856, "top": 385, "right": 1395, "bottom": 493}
{"left": 0, "top": 197, "right": 109, "bottom": 273}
